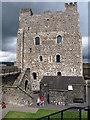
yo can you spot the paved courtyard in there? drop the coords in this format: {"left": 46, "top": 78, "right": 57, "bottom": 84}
{"left": 1, "top": 102, "right": 86, "bottom": 119}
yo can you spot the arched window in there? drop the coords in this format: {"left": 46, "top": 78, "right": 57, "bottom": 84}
{"left": 57, "top": 72, "right": 61, "bottom": 76}
{"left": 56, "top": 55, "right": 60, "bottom": 63}
{"left": 57, "top": 35, "right": 62, "bottom": 44}
{"left": 32, "top": 72, "right": 37, "bottom": 80}
{"left": 40, "top": 56, "right": 43, "bottom": 61}
{"left": 35, "top": 37, "right": 40, "bottom": 45}
{"left": 25, "top": 80, "right": 28, "bottom": 91}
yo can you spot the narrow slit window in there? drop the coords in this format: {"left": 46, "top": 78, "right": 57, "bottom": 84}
{"left": 40, "top": 56, "right": 43, "bottom": 61}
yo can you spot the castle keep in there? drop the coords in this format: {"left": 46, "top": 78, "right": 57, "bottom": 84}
{"left": 16, "top": 2, "right": 82, "bottom": 90}
{"left": 2, "top": 2, "right": 86, "bottom": 106}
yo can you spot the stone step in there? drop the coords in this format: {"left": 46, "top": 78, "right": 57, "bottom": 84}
{"left": 18, "top": 86, "right": 33, "bottom": 99}
{"left": 13, "top": 72, "right": 22, "bottom": 86}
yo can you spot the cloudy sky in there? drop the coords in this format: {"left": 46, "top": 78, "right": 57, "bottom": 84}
{"left": 0, "top": 2, "right": 89, "bottom": 63}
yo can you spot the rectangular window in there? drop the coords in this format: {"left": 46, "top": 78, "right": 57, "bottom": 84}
{"left": 68, "top": 85, "right": 73, "bottom": 91}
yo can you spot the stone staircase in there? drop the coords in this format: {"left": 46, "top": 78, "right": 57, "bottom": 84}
{"left": 3, "top": 68, "right": 33, "bottom": 106}
{"left": 18, "top": 86, "right": 33, "bottom": 99}
{"left": 13, "top": 71, "right": 23, "bottom": 86}
{"left": 13, "top": 68, "right": 28, "bottom": 87}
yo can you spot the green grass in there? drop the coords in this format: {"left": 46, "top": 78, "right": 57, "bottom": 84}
{"left": 3, "top": 109, "right": 87, "bottom": 120}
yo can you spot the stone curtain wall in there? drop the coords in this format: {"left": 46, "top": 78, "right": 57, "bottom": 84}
{"left": 2, "top": 74, "right": 20, "bottom": 87}
{"left": 16, "top": 3, "right": 82, "bottom": 90}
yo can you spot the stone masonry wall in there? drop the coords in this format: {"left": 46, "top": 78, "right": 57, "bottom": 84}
{"left": 3, "top": 87, "right": 33, "bottom": 106}
{"left": 16, "top": 3, "right": 83, "bottom": 90}
{"left": 2, "top": 68, "right": 33, "bottom": 106}
{"left": 40, "top": 83, "right": 85, "bottom": 105}
{"left": 49, "top": 85, "right": 85, "bottom": 105}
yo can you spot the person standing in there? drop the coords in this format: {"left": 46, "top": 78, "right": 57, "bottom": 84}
{"left": 41, "top": 96, "right": 44, "bottom": 106}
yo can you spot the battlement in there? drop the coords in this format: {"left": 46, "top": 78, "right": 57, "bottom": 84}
{"left": 65, "top": 2, "right": 77, "bottom": 7}
{"left": 19, "top": 2, "right": 77, "bottom": 17}
{"left": 20, "top": 8, "right": 33, "bottom": 16}
{"left": 65, "top": 2, "right": 77, "bottom": 11}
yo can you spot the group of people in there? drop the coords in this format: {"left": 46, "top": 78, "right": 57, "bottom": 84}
{"left": 37, "top": 96, "right": 44, "bottom": 107}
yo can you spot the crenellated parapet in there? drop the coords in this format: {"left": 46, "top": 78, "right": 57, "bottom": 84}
{"left": 20, "top": 8, "right": 33, "bottom": 15}
{"left": 19, "top": 8, "right": 33, "bottom": 29}
{"left": 65, "top": 2, "right": 77, "bottom": 11}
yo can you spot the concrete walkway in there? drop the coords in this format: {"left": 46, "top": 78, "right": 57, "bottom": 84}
{"left": 31, "top": 103, "right": 70, "bottom": 111}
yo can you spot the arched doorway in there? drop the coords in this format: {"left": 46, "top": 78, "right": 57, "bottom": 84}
{"left": 32, "top": 72, "right": 37, "bottom": 80}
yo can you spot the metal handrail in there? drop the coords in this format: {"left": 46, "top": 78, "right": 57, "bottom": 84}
{"left": 36, "top": 106, "right": 85, "bottom": 120}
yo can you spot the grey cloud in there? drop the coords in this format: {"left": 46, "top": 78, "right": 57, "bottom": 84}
{"left": 2, "top": 2, "right": 64, "bottom": 51}
{"left": 2, "top": 37, "right": 17, "bottom": 53}
{"left": 2, "top": 2, "right": 88, "bottom": 62}
{"left": 78, "top": 2, "right": 88, "bottom": 37}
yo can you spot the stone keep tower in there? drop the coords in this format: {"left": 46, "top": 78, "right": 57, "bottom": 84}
{"left": 16, "top": 2, "right": 83, "bottom": 90}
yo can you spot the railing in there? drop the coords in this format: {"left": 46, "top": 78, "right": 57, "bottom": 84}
{"left": 0, "top": 66, "right": 21, "bottom": 75}
{"left": 36, "top": 106, "right": 89, "bottom": 120}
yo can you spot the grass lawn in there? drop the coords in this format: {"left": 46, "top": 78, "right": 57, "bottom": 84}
{"left": 3, "top": 109, "right": 87, "bottom": 120}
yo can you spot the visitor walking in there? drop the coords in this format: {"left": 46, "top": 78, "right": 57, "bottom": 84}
{"left": 37, "top": 97, "right": 40, "bottom": 106}
{"left": 41, "top": 96, "right": 44, "bottom": 106}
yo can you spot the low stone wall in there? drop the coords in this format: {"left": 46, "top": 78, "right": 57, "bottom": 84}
{"left": 1, "top": 66, "right": 21, "bottom": 74}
